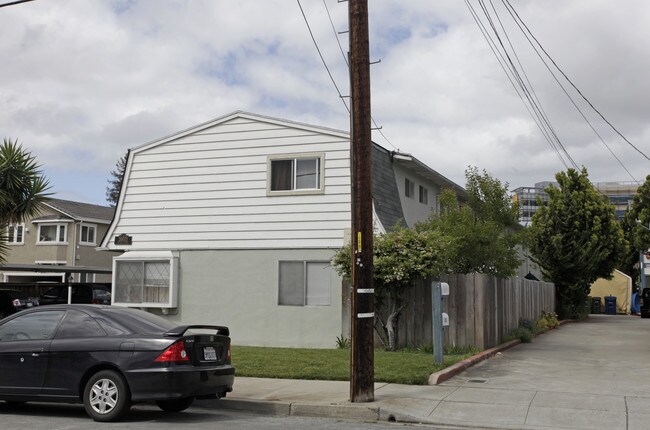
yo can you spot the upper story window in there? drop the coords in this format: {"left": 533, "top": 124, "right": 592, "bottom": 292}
{"left": 268, "top": 154, "right": 324, "bottom": 196}
{"left": 7, "top": 224, "right": 25, "bottom": 244}
{"left": 419, "top": 185, "right": 428, "bottom": 205}
{"left": 80, "top": 224, "right": 97, "bottom": 245}
{"left": 38, "top": 224, "right": 67, "bottom": 244}
{"left": 405, "top": 178, "right": 415, "bottom": 199}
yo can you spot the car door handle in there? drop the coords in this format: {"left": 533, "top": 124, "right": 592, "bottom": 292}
{"left": 31, "top": 348, "right": 45, "bottom": 357}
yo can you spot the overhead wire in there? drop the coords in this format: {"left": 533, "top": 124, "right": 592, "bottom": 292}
{"left": 321, "top": 0, "right": 399, "bottom": 151}
{"left": 297, "top": 0, "right": 350, "bottom": 114}
{"left": 502, "top": 0, "right": 650, "bottom": 163}
{"left": 300, "top": 0, "right": 401, "bottom": 154}
{"left": 468, "top": 0, "right": 641, "bottom": 188}
{"left": 0, "top": 0, "right": 35, "bottom": 8}
{"left": 476, "top": 0, "right": 579, "bottom": 170}
{"left": 500, "top": 0, "right": 641, "bottom": 183}
{"left": 464, "top": 0, "right": 571, "bottom": 169}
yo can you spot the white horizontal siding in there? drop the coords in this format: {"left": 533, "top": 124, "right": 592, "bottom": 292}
{"left": 116, "top": 211, "right": 350, "bottom": 226}
{"left": 110, "top": 116, "right": 352, "bottom": 250}
{"left": 118, "top": 202, "right": 351, "bottom": 217}
{"left": 120, "top": 238, "right": 345, "bottom": 250}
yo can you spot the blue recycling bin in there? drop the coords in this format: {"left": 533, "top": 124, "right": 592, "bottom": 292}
{"left": 604, "top": 296, "right": 617, "bottom": 315}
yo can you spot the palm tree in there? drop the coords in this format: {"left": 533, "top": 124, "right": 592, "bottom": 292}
{"left": 0, "top": 138, "right": 51, "bottom": 261}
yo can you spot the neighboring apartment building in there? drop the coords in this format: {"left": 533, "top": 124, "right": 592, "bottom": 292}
{"left": 512, "top": 181, "right": 639, "bottom": 225}
{"left": 2, "top": 199, "right": 115, "bottom": 283}
{"left": 100, "top": 111, "right": 466, "bottom": 348}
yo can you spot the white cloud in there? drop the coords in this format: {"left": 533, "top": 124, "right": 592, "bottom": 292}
{"left": 0, "top": 0, "right": 648, "bottom": 205}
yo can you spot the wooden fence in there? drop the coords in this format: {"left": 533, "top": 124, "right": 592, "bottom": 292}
{"left": 393, "top": 274, "right": 555, "bottom": 350}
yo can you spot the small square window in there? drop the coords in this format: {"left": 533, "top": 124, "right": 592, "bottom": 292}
{"left": 278, "top": 261, "right": 331, "bottom": 306}
{"left": 269, "top": 154, "right": 323, "bottom": 195}
{"left": 80, "top": 225, "right": 96, "bottom": 245}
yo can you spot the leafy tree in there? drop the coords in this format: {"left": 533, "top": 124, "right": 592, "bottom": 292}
{"left": 333, "top": 225, "right": 447, "bottom": 350}
{"left": 620, "top": 175, "right": 650, "bottom": 285}
{"left": 106, "top": 151, "right": 128, "bottom": 207}
{"left": 333, "top": 167, "right": 521, "bottom": 349}
{"left": 419, "top": 167, "right": 521, "bottom": 277}
{"left": 529, "top": 168, "right": 626, "bottom": 319}
{"left": 0, "top": 138, "right": 51, "bottom": 261}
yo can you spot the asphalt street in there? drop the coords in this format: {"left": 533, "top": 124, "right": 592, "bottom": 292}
{"left": 0, "top": 402, "right": 460, "bottom": 430}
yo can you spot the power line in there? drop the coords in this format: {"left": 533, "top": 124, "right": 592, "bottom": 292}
{"left": 467, "top": 0, "right": 642, "bottom": 186}
{"left": 0, "top": 0, "right": 35, "bottom": 7}
{"left": 296, "top": 0, "right": 350, "bottom": 114}
{"left": 502, "top": 0, "right": 650, "bottom": 163}
{"left": 303, "top": 0, "right": 399, "bottom": 151}
{"left": 465, "top": 0, "right": 572, "bottom": 169}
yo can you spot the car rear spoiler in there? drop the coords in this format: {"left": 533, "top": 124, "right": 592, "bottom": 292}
{"left": 163, "top": 325, "right": 230, "bottom": 337}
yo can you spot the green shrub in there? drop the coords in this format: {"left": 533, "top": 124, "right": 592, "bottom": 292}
{"left": 536, "top": 318, "right": 549, "bottom": 333}
{"left": 335, "top": 335, "right": 350, "bottom": 349}
{"left": 506, "top": 327, "right": 533, "bottom": 343}
{"left": 541, "top": 311, "right": 560, "bottom": 329}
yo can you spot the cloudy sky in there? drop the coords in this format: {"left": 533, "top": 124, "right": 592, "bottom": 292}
{"left": 1, "top": 0, "right": 648, "bottom": 206}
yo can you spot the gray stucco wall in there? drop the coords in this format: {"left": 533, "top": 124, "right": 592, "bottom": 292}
{"left": 161, "top": 248, "right": 343, "bottom": 348}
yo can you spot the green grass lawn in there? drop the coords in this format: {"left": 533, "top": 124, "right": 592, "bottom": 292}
{"left": 231, "top": 346, "right": 477, "bottom": 385}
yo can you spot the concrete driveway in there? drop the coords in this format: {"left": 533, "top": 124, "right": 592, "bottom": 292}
{"left": 436, "top": 314, "right": 650, "bottom": 429}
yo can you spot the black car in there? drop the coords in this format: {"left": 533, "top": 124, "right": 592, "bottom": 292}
{"left": 0, "top": 291, "right": 18, "bottom": 319}
{"left": 0, "top": 289, "right": 39, "bottom": 310}
{"left": 38, "top": 284, "right": 111, "bottom": 305}
{"left": 0, "top": 305, "right": 234, "bottom": 421}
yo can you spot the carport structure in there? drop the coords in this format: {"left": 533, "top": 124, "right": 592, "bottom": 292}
{"left": 0, "top": 264, "right": 112, "bottom": 303}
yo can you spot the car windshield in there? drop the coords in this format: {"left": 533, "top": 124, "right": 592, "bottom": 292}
{"left": 101, "top": 308, "right": 177, "bottom": 335}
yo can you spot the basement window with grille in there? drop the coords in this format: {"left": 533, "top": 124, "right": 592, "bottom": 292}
{"left": 112, "top": 251, "right": 179, "bottom": 308}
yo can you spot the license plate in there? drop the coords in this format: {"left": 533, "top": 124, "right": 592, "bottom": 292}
{"left": 203, "top": 346, "right": 217, "bottom": 361}
{"left": 26, "top": 303, "right": 33, "bottom": 307}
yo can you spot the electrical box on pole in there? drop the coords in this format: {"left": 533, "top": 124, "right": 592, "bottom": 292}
{"left": 349, "top": 0, "right": 374, "bottom": 403}
{"left": 431, "top": 282, "right": 449, "bottom": 364}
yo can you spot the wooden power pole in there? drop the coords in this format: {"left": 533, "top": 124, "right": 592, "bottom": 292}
{"left": 349, "top": 0, "right": 374, "bottom": 403}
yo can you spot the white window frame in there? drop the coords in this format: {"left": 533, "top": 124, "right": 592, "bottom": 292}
{"left": 277, "top": 260, "right": 331, "bottom": 307}
{"left": 7, "top": 223, "right": 25, "bottom": 245}
{"left": 36, "top": 223, "right": 68, "bottom": 244}
{"left": 80, "top": 224, "right": 97, "bottom": 246}
{"left": 267, "top": 153, "right": 325, "bottom": 196}
{"left": 112, "top": 251, "right": 179, "bottom": 309}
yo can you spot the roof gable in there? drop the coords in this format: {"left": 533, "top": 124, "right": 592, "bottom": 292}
{"left": 132, "top": 111, "right": 350, "bottom": 154}
{"left": 43, "top": 199, "right": 114, "bottom": 223}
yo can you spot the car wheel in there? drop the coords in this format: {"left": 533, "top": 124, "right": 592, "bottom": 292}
{"left": 155, "top": 397, "right": 195, "bottom": 412}
{"left": 83, "top": 370, "right": 131, "bottom": 422}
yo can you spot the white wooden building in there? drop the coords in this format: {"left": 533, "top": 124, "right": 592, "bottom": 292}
{"left": 100, "top": 111, "right": 465, "bottom": 348}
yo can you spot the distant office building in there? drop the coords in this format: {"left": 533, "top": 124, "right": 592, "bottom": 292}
{"left": 512, "top": 181, "right": 638, "bottom": 225}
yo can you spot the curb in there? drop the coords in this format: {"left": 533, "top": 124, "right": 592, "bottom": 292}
{"left": 195, "top": 398, "right": 380, "bottom": 421}
{"left": 427, "top": 339, "right": 521, "bottom": 385}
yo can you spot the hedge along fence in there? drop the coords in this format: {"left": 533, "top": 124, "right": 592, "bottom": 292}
{"left": 395, "top": 274, "right": 555, "bottom": 350}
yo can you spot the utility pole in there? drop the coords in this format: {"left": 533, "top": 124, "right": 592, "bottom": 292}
{"left": 349, "top": 0, "right": 374, "bottom": 403}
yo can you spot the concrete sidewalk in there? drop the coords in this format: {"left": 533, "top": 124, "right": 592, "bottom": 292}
{"left": 197, "top": 315, "right": 650, "bottom": 429}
